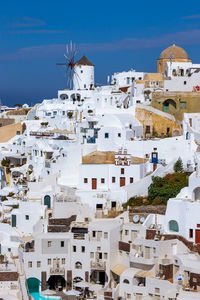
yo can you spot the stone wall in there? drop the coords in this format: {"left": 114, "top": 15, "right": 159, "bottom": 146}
{"left": 135, "top": 107, "right": 181, "bottom": 138}
{"left": 151, "top": 91, "right": 200, "bottom": 121}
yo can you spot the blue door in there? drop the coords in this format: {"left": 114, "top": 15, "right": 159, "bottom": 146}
{"left": 44, "top": 195, "right": 51, "bottom": 209}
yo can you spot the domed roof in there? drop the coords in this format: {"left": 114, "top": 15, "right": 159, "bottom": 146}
{"left": 159, "top": 44, "right": 189, "bottom": 60}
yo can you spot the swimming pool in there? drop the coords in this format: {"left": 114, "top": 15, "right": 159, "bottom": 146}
{"left": 30, "top": 292, "right": 60, "bottom": 300}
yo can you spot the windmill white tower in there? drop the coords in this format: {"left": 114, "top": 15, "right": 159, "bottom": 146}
{"left": 73, "top": 56, "right": 94, "bottom": 90}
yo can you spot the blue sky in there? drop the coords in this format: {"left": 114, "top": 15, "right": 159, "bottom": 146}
{"left": 1, "top": 0, "right": 200, "bottom": 105}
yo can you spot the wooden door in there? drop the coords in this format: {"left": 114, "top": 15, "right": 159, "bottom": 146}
{"left": 195, "top": 230, "right": 200, "bottom": 244}
{"left": 92, "top": 178, "right": 97, "bottom": 190}
{"left": 120, "top": 177, "right": 125, "bottom": 187}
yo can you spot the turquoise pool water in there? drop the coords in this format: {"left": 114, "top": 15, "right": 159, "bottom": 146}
{"left": 30, "top": 292, "right": 60, "bottom": 300}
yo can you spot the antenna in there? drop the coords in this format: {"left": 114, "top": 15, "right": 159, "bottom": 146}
{"left": 56, "top": 41, "right": 80, "bottom": 89}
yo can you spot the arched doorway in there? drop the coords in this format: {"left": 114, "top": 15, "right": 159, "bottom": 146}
{"left": 193, "top": 187, "right": 200, "bottom": 201}
{"left": 27, "top": 277, "right": 40, "bottom": 293}
{"left": 47, "top": 275, "right": 65, "bottom": 290}
{"left": 44, "top": 195, "right": 51, "bottom": 209}
{"left": 163, "top": 99, "right": 177, "bottom": 112}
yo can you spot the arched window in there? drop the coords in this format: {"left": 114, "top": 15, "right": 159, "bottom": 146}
{"left": 75, "top": 262, "right": 82, "bottom": 269}
{"left": 169, "top": 220, "right": 179, "bottom": 232}
{"left": 123, "top": 279, "right": 130, "bottom": 284}
{"left": 71, "top": 93, "right": 81, "bottom": 101}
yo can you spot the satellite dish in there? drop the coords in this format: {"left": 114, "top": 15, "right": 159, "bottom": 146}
{"left": 133, "top": 215, "right": 139, "bottom": 223}
{"left": 140, "top": 217, "right": 145, "bottom": 224}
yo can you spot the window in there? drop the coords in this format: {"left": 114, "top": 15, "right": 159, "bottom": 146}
{"left": 16, "top": 131, "right": 20, "bottom": 135}
{"left": 101, "top": 178, "right": 105, "bottom": 184}
{"left": 121, "top": 168, "right": 124, "bottom": 175}
{"left": 48, "top": 241, "right": 52, "bottom": 247}
{"left": 62, "top": 111, "right": 65, "bottom": 115}
{"left": 8, "top": 248, "right": 11, "bottom": 252}
{"left": 81, "top": 70, "right": 83, "bottom": 73}
{"left": 90, "top": 252, "right": 94, "bottom": 259}
{"left": 84, "top": 84, "right": 86, "bottom": 88}
{"left": 130, "top": 177, "right": 134, "bottom": 184}
{"left": 104, "top": 253, "right": 108, "bottom": 259}
{"left": 184, "top": 81, "right": 187, "bottom": 85}
{"left": 180, "top": 102, "right": 186, "bottom": 109}
{"left": 28, "top": 261, "right": 32, "bottom": 268}
{"left": 61, "top": 241, "right": 64, "bottom": 247}
{"left": 53, "top": 111, "right": 57, "bottom": 116}
{"left": 189, "top": 229, "right": 193, "bottom": 238}
{"left": 75, "top": 262, "right": 82, "bottom": 269}
{"left": 146, "top": 125, "right": 151, "bottom": 134}
{"left": 104, "top": 232, "right": 108, "bottom": 239}
{"left": 48, "top": 259, "right": 51, "bottom": 265}
{"left": 25, "top": 215, "right": 29, "bottom": 220}
{"left": 125, "top": 230, "right": 129, "bottom": 236}
{"left": 104, "top": 133, "right": 109, "bottom": 138}
{"left": 118, "top": 133, "right": 121, "bottom": 137}
{"left": 169, "top": 220, "right": 179, "bottom": 232}
{"left": 37, "top": 261, "right": 41, "bottom": 268}
{"left": 197, "top": 224, "right": 200, "bottom": 228}
{"left": 123, "top": 279, "right": 129, "bottom": 284}
{"left": 99, "top": 252, "right": 102, "bottom": 259}
{"left": 84, "top": 178, "right": 88, "bottom": 183}
{"left": 62, "top": 258, "right": 65, "bottom": 264}
{"left": 73, "top": 245, "right": 76, "bottom": 252}
{"left": 92, "top": 231, "right": 96, "bottom": 238}
{"left": 81, "top": 246, "right": 85, "bottom": 253}
{"left": 112, "top": 177, "right": 116, "bottom": 183}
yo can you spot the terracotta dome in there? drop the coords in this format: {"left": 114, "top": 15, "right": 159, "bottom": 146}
{"left": 159, "top": 44, "right": 189, "bottom": 60}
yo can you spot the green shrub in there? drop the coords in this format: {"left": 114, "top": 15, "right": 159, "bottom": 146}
{"left": 148, "top": 173, "right": 188, "bottom": 205}
{"left": 123, "top": 196, "right": 145, "bottom": 208}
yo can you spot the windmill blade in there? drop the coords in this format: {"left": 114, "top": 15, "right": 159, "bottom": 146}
{"left": 56, "top": 63, "right": 68, "bottom": 65}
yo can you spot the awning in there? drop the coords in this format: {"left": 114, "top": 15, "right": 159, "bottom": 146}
{"left": 111, "top": 264, "right": 128, "bottom": 276}
{"left": 136, "top": 270, "right": 154, "bottom": 278}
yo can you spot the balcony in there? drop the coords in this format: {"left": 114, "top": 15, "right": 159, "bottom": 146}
{"left": 50, "top": 267, "right": 65, "bottom": 275}
{"left": 90, "top": 260, "right": 106, "bottom": 270}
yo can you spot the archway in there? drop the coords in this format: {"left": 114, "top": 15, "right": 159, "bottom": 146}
{"left": 163, "top": 99, "right": 177, "bottom": 112}
{"left": 71, "top": 93, "right": 81, "bottom": 101}
{"left": 60, "top": 94, "right": 68, "bottom": 100}
{"left": 193, "top": 187, "right": 200, "bottom": 201}
{"left": 47, "top": 275, "right": 65, "bottom": 290}
{"left": 27, "top": 277, "right": 40, "bottom": 293}
{"left": 44, "top": 195, "right": 51, "bottom": 209}
{"left": 169, "top": 220, "right": 179, "bottom": 232}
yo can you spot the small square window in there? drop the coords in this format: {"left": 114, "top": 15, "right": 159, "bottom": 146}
{"left": 184, "top": 81, "right": 187, "bottom": 85}
{"left": 101, "top": 178, "right": 105, "bottom": 184}
{"left": 73, "top": 245, "right": 76, "bottom": 252}
{"left": 61, "top": 241, "right": 64, "bottom": 247}
{"left": 104, "top": 253, "right": 108, "bottom": 259}
{"left": 90, "top": 252, "right": 94, "bottom": 259}
{"left": 180, "top": 102, "right": 186, "bottom": 109}
{"left": 48, "top": 241, "right": 52, "bottom": 247}
{"left": 25, "top": 215, "right": 29, "bottom": 220}
{"left": 84, "top": 178, "right": 88, "bottom": 184}
{"left": 118, "top": 133, "right": 121, "bottom": 137}
{"left": 125, "top": 230, "right": 129, "bottom": 235}
{"left": 28, "top": 261, "right": 32, "bottom": 268}
{"left": 81, "top": 246, "right": 85, "bottom": 253}
{"left": 112, "top": 177, "right": 115, "bottom": 183}
{"left": 104, "top": 232, "right": 108, "bottom": 239}
{"left": 92, "top": 231, "right": 96, "bottom": 237}
{"left": 8, "top": 248, "right": 11, "bottom": 252}
{"left": 121, "top": 168, "right": 124, "bottom": 175}
{"left": 104, "top": 133, "right": 109, "bottom": 138}
{"left": 48, "top": 259, "right": 51, "bottom": 265}
{"left": 130, "top": 177, "right": 134, "bottom": 184}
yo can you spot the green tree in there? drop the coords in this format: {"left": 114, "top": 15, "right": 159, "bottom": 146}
{"left": 173, "top": 157, "right": 183, "bottom": 173}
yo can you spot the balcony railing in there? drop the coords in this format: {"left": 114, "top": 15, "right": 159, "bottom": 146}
{"left": 90, "top": 260, "right": 106, "bottom": 270}
{"left": 50, "top": 267, "right": 65, "bottom": 275}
